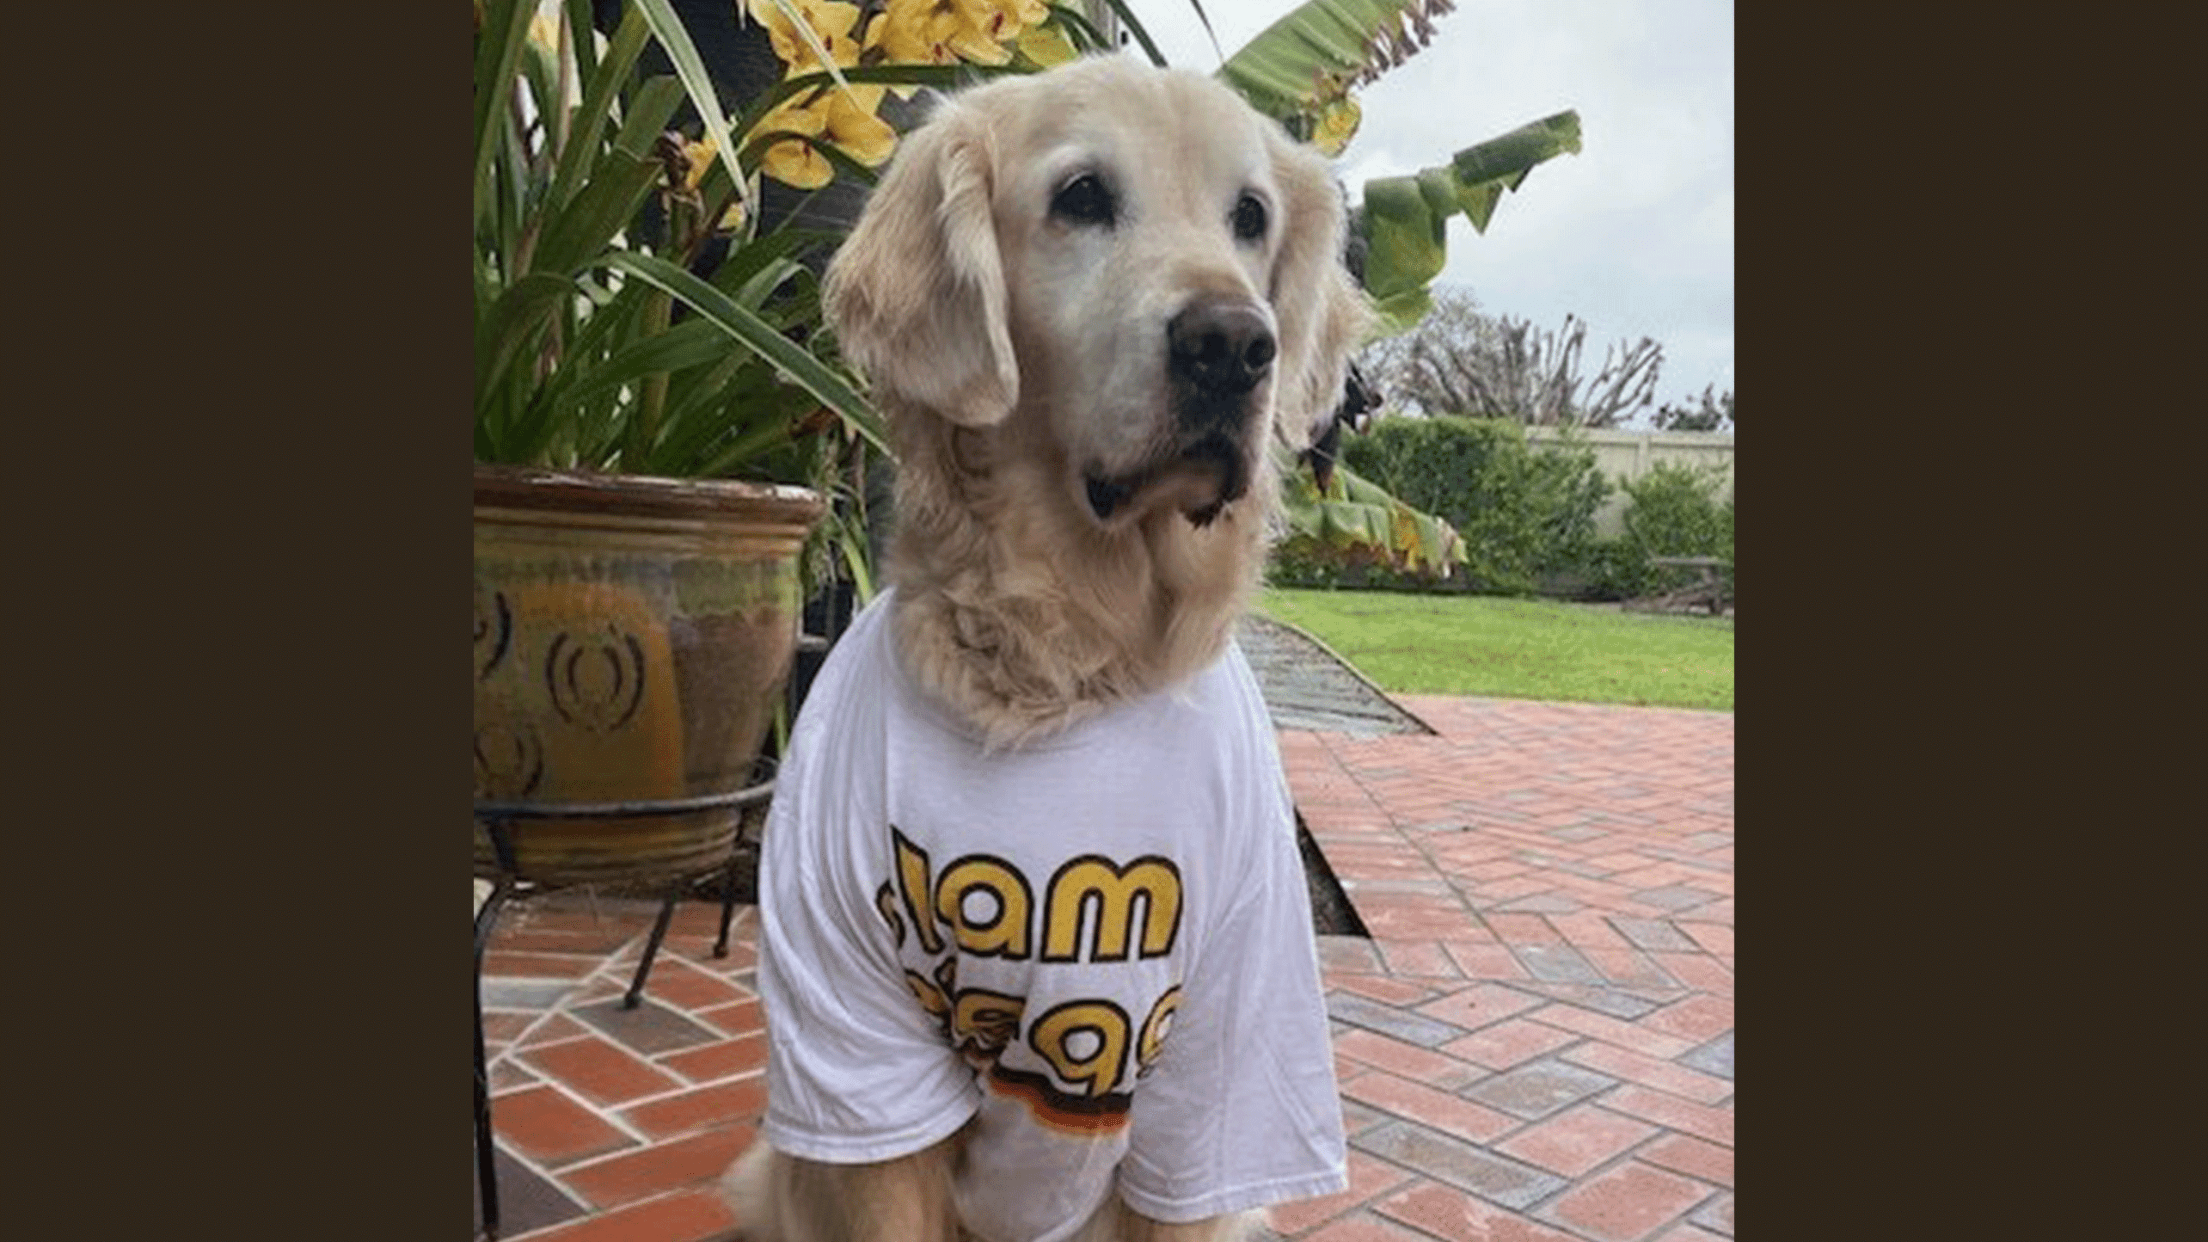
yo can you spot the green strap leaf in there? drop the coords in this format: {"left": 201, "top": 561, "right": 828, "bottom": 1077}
{"left": 611, "top": 75, "right": 688, "bottom": 158}
{"left": 601, "top": 252, "right": 890, "bottom": 459}
{"left": 703, "top": 227, "right": 807, "bottom": 292}
{"left": 517, "top": 30, "right": 566, "bottom": 160}
{"left": 707, "top": 226, "right": 839, "bottom": 299}
{"left": 475, "top": 270, "right": 580, "bottom": 415}
{"left": 549, "top": 2, "right": 653, "bottom": 214}
{"left": 649, "top": 349, "right": 766, "bottom": 469}
{"left": 1092, "top": 0, "right": 1170, "bottom": 67}
{"left": 526, "top": 74, "right": 682, "bottom": 279}
{"left": 836, "top": 520, "right": 876, "bottom": 602}
{"left": 1181, "top": 0, "right": 1226, "bottom": 63}
{"left": 473, "top": 0, "right": 539, "bottom": 229}
{"left": 731, "top": 256, "right": 808, "bottom": 313}
{"left": 560, "top": 318, "right": 740, "bottom": 403}
{"left": 560, "top": 0, "right": 600, "bottom": 99}
{"left": 1047, "top": 3, "right": 1113, "bottom": 54}
{"left": 632, "top": 0, "right": 754, "bottom": 206}
{"left": 532, "top": 142, "right": 661, "bottom": 278}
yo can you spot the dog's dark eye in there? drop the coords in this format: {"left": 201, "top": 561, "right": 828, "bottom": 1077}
{"left": 1232, "top": 193, "right": 1267, "bottom": 242}
{"left": 1051, "top": 173, "right": 1116, "bottom": 228}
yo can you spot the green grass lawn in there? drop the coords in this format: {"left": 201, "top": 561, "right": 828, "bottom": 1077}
{"left": 1258, "top": 588, "right": 1734, "bottom": 711}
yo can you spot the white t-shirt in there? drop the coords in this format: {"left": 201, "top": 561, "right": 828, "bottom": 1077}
{"left": 756, "top": 590, "right": 1347, "bottom": 1242}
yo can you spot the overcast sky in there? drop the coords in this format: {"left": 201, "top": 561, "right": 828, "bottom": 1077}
{"left": 1136, "top": 0, "right": 1735, "bottom": 419}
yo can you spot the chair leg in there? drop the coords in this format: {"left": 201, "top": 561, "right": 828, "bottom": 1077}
{"left": 713, "top": 852, "right": 741, "bottom": 958}
{"left": 473, "top": 876, "right": 515, "bottom": 1239}
{"left": 624, "top": 880, "right": 683, "bottom": 1009}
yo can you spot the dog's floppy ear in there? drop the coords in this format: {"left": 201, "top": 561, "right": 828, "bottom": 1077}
{"left": 1263, "top": 125, "right": 1372, "bottom": 453}
{"left": 824, "top": 100, "right": 1017, "bottom": 426}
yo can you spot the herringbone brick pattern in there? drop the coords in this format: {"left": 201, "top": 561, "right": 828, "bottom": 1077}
{"left": 475, "top": 694, "right": 1733, "bottom": 1241}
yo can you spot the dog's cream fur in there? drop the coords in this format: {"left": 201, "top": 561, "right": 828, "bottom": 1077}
{"left": 827, "top": 55, "right": 1367, "bottom": 750}
{"left": 725, "top": 55, "right": 1367, "bottom": 1241}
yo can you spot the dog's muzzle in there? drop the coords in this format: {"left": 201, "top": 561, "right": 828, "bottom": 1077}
{"left": 1080, "top": 429, "right": 1256, "bottom": 528}
{"left": 1080, "top": 296, "right": 1274, "bottom": 527}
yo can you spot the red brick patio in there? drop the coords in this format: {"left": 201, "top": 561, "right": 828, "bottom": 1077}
{"left": 474, "top": 694, "right": 1734, "bottom": 1241}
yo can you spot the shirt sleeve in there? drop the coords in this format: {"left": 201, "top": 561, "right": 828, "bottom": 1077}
{"left": 1114, "top": 665, "right": 1349, "bottom": 1221}
{"left": 754, "top": 620, "right": 982, "bottom": 1164}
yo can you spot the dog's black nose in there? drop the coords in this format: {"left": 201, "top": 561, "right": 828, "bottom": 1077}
{"left": 1168, "top": 297, "right": 1275, "bottom": 397}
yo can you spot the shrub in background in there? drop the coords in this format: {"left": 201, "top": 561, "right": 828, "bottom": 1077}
{"left": 1334, "top": 416, "right": 1610, "bottom": 594}
{"left": 1584, "top": 460, "right": 1735, "bottom": 601}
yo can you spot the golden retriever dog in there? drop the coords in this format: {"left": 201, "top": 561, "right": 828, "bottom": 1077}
{"left": 723, "top": 54, "right": 1367, "bottom": 1242}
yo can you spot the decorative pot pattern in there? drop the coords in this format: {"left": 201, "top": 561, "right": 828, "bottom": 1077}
{"left": 473, "top": 466, "right": 824, "bottom": 885}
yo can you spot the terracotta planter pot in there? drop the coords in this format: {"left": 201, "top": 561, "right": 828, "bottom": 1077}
{"left": 473, "top": 465, "right": 825, "bottom": 885}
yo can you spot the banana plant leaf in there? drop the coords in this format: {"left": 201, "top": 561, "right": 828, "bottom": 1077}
{"left": 1274, "top": 445, "right": 1464, "bottom": 576}
{"left": 1216, "top": 0, "right": 1457, "bottom": 135}
{"left": 1361, "top": 110, "right": 1582, "bottom": 331}
{"left": 1201, "top": 0, "right": 1582, "bottom": 331}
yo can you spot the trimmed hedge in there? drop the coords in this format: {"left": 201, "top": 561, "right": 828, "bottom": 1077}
{"left": 1269, "top": 418, "right": 1735, "bottom": 606}
{"left": 1333, "top": 416, "right": 1609, "bottom": 594}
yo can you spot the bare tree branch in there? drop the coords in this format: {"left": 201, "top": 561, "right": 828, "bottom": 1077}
{"left": 1357, "top": 288, "right": 1665, "bottom": 428}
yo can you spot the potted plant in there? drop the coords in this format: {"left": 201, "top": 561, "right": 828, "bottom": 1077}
{"left": 471, "top": 0, "right": 913, "bottom": 886}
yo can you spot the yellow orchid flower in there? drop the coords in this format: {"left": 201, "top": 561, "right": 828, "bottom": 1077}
{"left": 746, "top": 0, "right": 864, "bottom": 72}
{"left": 751, "top": 95, "right": 834, "bottom": 189}
{"left": 821, "top": 84, "right": 897, "bottom": 167}
{"left": 1016, "top": 21, "right": 1077, "bottom": 67}
{"left": 993, "top": 0, "right": 1051, "bottom": 33}
{"left": 940, "top": 0, "right": 1016, "bottom": 67}
{"left": 762, "top": 142, "right": 832, "bottom": 190}
{"left": 680, "top": 136, "right": 750, "bottom": 230}
{"left": 864, "top": 0, "right": 959, "bottom": 66}
{"left": 749, "top": 77, "right": 899, "bottom": 189}
{"left": 862, "top": 0, "right": 1052, "bottom": 75}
